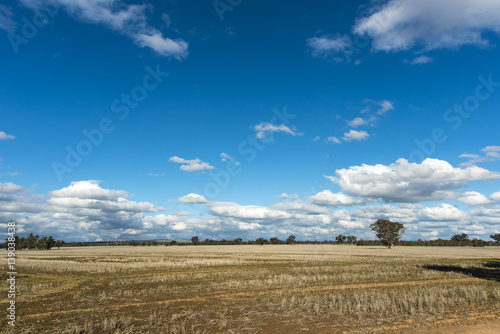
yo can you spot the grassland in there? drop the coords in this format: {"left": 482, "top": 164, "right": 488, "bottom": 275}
{"left": 1, "top": 245, "right": 499, "bottom": 333}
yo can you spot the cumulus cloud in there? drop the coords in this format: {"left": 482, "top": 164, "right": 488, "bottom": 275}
{"left": 2, "top": 177, "right": 500, "bottom": 241}
{"left": 49, "top": 180, "right": 128, "bottom": 200}
{"left": 272, "top": 200, "right": 328, "bottom": 215}
{"left": 0, "top": 131, "right": 15, "bottom": 140}
{"left": 309, "top": 190, "right": 362, "bottom": 206}
{"left": 19, "top": 0, "right": 188, "bottom": 58}
{"left": 333, "top": 158, "right": 500, "bottom": 203}
{"left": 0, "top": 180, "right": 164, "bottom": 241}
{"left": 178, "top": 193, "right": 207, "bottom": 204}
{"left": 353, "top": 0, "right": 500, "bottom": 52}
{"left": 253, "top": 122, "right": 302, "bottom": 139}
{"left": 458, "top": 191, "right": 492, "bottom": 206}
{"left": 343, "top": 130, "right": 370, "bottom": 142}
{"left": 208, "top": 202, "right": 290, "bottom": 221}
{"left": 421, "top": 204, "right": 468, "bottom": 221}
{"left": 491, "top": 191, "right": 500, "bottom": 202}
{"left": 169, "top": 156, "right": 214, "bottom": 172}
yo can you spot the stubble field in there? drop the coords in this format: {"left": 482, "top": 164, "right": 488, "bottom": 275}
{"left": 1, "top": 245, "right": 499, "bottom": 333}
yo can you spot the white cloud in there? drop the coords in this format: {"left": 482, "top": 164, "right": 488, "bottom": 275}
{"left": 178, "top": 193, "right": 207, "bottom": 204}
{"left": 208, "top": 202, "right": 290, "bottom": 221}
{"left": 309, "top": 190, "right": 362, "bottom": 206}
{"left": 326, "top": 136, "right": 341, "bottom": 144}
{"left": 170, "top": 221, "right": 187, "bottom": 231}
{"left": 343, "top": 130, "right": 369, "bottom": 142}
{"left": 0, "top": 180, "right": 166, "bottom": 241}
{"left": 410, "top": 55, "right": 434, "bottom": 65}
{"left": 458, "top": 191, "right": 492, "bottom": 206}
{"left": 324, "top": 175, "right": 336, "bottom": 182}
{"left": 169, "top": 156, "right": 214, "bottom": 172}
{"left": 0, "top": 131, "right": 15, "bottom": 140}
{"left": 347, "top": 117, "right": 368, "bottom": 128}
{"left": 133, "top": 32, "right": 188, "bottom": 59}
{"left": 490, "top": 191, "right": 500, "bottom": 202}
{"left": 254, "top": 122, "right": 302, "bottom": 139}
{"left": 278, "top": 193, "right": 299, "bottom": 199}
{"left": 19, "top": 0, "right": 188, "bottom": 58}
{"left": 334, "top": 158, "right": 500, "bottom": 203}
{"left": 378, "top": 100, "right": 394, "bottom": 115}
{"left": 482, "top": 146, "right": 500, "bottom": 159}
{"left": 460, "top": 146, "right": 500, "bottom": 166}
{"left": 0, "top": 5, "right": 15, "bottom": 32}
{"left": 354, "top": 0, "right": 500, "bottom": 52}
{"left": 306, "top": 34, "right": 352, "bottom": 58}
{"left": 220, "top": 153, "right": 240, "bottom": 165}
{"left": 161, "top": 13, "right": 171, "bottom": 28}
{"left": 3, "top": 178, "right": 500, "bottom": 241}
{"left": 421, "top": 204, "right": 468, "bottom": 221}
{"left": 272, "top": 200, "right": 328, "bottom": 215}
{"left": 459, "top": 153, "right": 490, "bottom": 167}
{"left": 49, "top": 180, "right": 128, "bottom": 200}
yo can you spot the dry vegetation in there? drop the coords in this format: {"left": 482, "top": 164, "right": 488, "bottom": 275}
{"left": 1, "top": 245, "right": 499, "bottom": 333}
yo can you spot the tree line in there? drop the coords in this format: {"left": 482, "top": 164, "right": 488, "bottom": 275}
{"left": 4, "top": 226, "right": 500, "bottom": 249}
{"left": 2, "top": 233, "right": 64, "bottom": 250}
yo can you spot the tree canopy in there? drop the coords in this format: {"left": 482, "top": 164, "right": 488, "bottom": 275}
{"left": 370, "top": 219, "right": 406, "bottom": 249}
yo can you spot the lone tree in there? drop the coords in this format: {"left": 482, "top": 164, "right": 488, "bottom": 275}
{"left": 370, "top": 219, "right": 405, "bottom": 249}
{"left": 191, "top": 236, "right": 199, "bottom": 245}
{"left": 490, "top": 233, "right": 500, "bottom": 244}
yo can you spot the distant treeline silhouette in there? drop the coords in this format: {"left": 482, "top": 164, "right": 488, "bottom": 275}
{"left": 22, "top": 233, "right": 498, "bottom": 248}
{"left": 3, "top": 233, "right": 64, "bottom": 250}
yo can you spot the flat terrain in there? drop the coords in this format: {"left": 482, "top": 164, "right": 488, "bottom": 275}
{"left": 1, "top": 245, "right": 499, "bottom": 333}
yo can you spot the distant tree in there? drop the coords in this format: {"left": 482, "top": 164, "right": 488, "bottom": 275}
{"left": 191, "top": 236, "right": 199, "bottom": 245}
{"left": 346, "top": 235, "right": 357, "bottom": 245}
{"left": 335, "top": 235, "right": 347, "bottom": 244}
{"left": 270, "top": 237, "right": 282, "bottom": 244}
{"left": 471, "top": 238, "right": 486, "bottom": 247}
{"left": 169, "top": 240, "right": 177, "bottom": 246}
{"left": 255, "top": 238, "right": 268, "bottom": 246}
{"left": 370, "top": 219, "right": 406, "bottom": 249}
{"left": 451, "top": 233, "right": 469, "bottom": 242}
{"left": 286, "top": 235, "right": 296, "bottom": 245}
{"left": 490, "top": 233, "right": 500, "bottom": 244}
{"left": 26, "top": 233, "right": 39, "bottom": 250}
{"left": 233, "top": 238, "right": 243, "bottom": 245}
{"left": 55, "top": 240, "right": 64, "bottom": 249}
{"left": 45, "top": 236, "right": 56, "bottom": 250}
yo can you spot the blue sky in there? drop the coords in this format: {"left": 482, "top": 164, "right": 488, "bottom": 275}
{"left": 1, "top": 0, "right": 500, "bottom": 242}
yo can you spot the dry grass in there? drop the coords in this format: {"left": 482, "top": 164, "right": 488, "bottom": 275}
{"left": 1, "top": 245, "right": 499, "bottom": 333}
